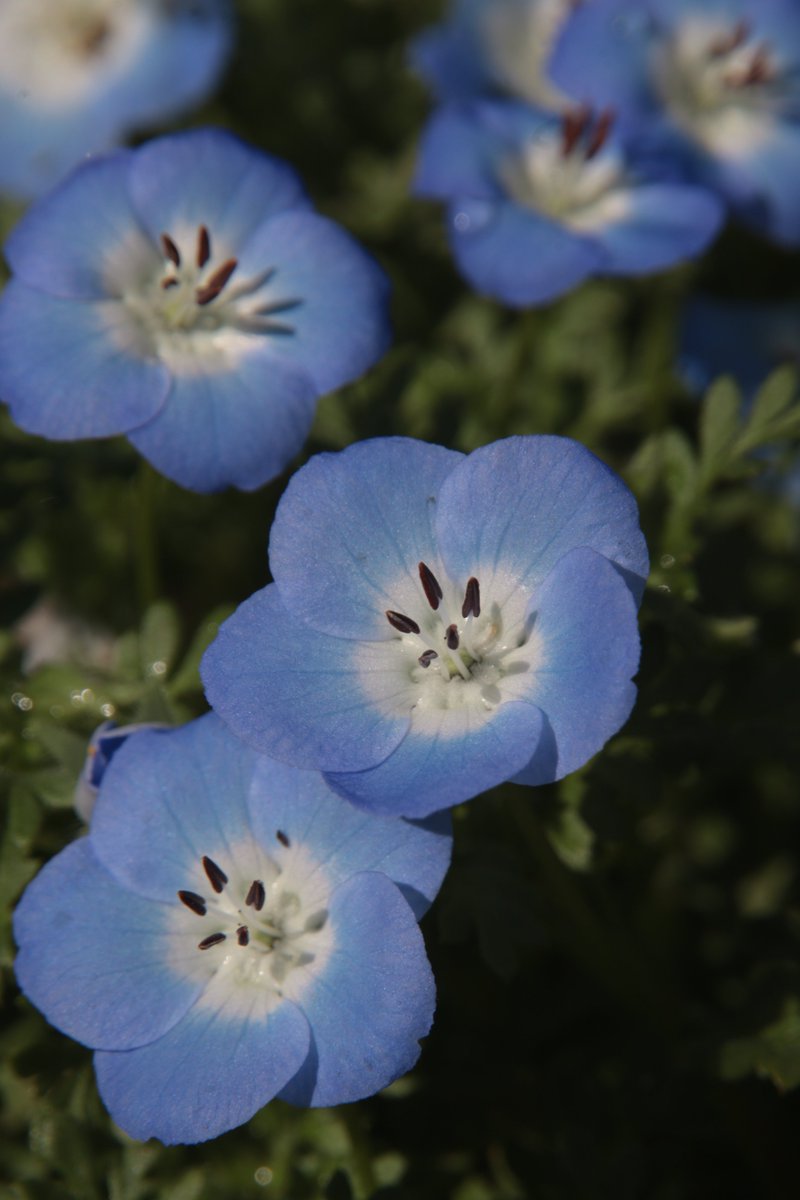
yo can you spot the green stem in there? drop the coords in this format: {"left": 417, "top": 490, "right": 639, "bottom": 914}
{"left": 134, "top": 460, "right": 160, "bottom": 612}
{"left": 339, "top": 1105, "right": 378, "bottom": 1199}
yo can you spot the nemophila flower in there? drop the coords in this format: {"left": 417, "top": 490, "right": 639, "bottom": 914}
{"left": 414, "top": 99, "right": 723, "bottom": 307}
{"left": 73, "top": 719, "right": 170, "bottom": 822}
{"left": 0, "top": 128, "right": 390, "bottom": 492}
{"left": 550, "top": 0, "right": 800, "bottom": 244}
{"left": 0, "top": 0, "right": 232, "bottom": 199}
{"left": 202, "top": 436, "right": 649, "bottom": 819}
{"left": 680, "top": 295, "right": 800, "bottom": 401}
{"left": 412, "top": 0, "right": 576, "bottom": 110}
{"left": 14, "top": 713, "right": 447, "bottom": 1144}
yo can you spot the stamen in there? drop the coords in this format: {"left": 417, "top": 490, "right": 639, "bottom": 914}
{"left": 418, "top": 650, "right": 438, "bottom": 668}
{"left": 585, "top": 109, "right": 615, "bottom": 160}
{"left": 198, "top": 932, "right": 226, "bottom": 950}
{"left": 461, "top": 576, "right": 481, "bottom": 619}
{"left": 178, "top": 890, "right": 207, "bottom": 916}
{"left": 418, "top": 561, "right": 443, "bottom": 610}
{"left": 386, "top": 610, "right": 421, "bottom": 635}
{"left": 196, "top": 258, "right": 238, "bottom": 306}
{"left": 246, "top": 879, "right": 266, "bottom": 911}
{"left": 236, "top": 925, "right": 250, "bottom": 947}
{"left": 160, "top": 233, "right": 181, "bottom": 267}
{"left": 202, "top": 855, "right": 228, "bottom": 894}
{"left": 276, "top": 830, "right": 290, "bottom": 848}
{"left": 561, "top": 104, "right": 590, "bottom": 156}
{"left": 708, "top": 19, "right": 750, "bottom": 58}
{"left": 196, "top": 224, "right": 211, "bottom": 269}
{"left": 161, "top": 277, "right": 179, "bottom": 290}
{"left": 445, "top": 624, "right": 460, "bottom": 650}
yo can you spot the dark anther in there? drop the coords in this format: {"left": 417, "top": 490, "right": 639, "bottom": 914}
{"left": 178, "top": 890, "right": 207, "bottom": 916}
{"left": 418, "top": 649, "right": 438, "bottom": 668}
{"left": 196, "top": 258, "right": 238, "bottom": 306}
{"left": 196, "top": 224, "right": 211, "bottom": 268}
{"left": 246, "top": 879, "right": 266, "bottom": 911}
{"left": 742, "top": 45, "right": 772, "bottom": 86}
{"left": 418, "top": 561, "right": 443, "bottom": 610}
{"left": 236, "top": 925, "right": 250, "bottom": 946}
{"left": 445, "top": 624, "right": 460, "bottom": 650}
{"left": 709, "top": 19, "right": 750, "bottom": 58}
{"left": 161, "top": 277, "right": 179, "bottom": 289}
{"left": 160, "top": 233, "right": 181, "bottom": 267}
{"left": 276, "top": 830, "right": 290, "bottom": 848}
{"left": 561, "top": 104, "right": 590, "bottom": 156}
{"left": 461, "top": 576, "right": 481, "bottom": 619}
{"left": 198, "top": 932, "right": 226, "bottom": 950}
{"left": 585, "top": 109, "right": 615, "bottom": 159}
{"left": 202, "top": 855, "right": 228, "bottom": 894}
{"left": 386, "top": 610, "right": 421, "bottom": 636}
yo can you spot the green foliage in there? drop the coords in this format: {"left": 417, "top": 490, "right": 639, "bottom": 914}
{"left": 2, "top": 1, "right": 800, "bottom": 1196}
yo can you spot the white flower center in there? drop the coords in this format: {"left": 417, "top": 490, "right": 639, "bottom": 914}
{"left": 499, "top": 110, "right": 628, "bottom": 231}
{"left": 361, "top": 561, "right": 539, "bottom": 722}
{"left": 120, "top": 223, "right": 302, "bottom": 376}
{"left": 171, "top": 839, "right": 333, "bottom": 1018}
{"left": 0, "top": 0, "right": 150, "bottom": 109}
{"left": 653, "top": 15, "right": 783, "bottom": 155}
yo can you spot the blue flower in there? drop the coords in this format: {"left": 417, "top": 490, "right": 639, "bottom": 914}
{"left": 550, "top": 0, "right": 800, "bottom": 245}
{"left": 0, "top": 128, "right": 391, "bottom": 492}
{"left": 202, "top": 435, "right": 649, "bottom": 819}
{"left": 0, "top": 0, "right": 233, "bottom": 199}
{"left": 73, "top": 719, "right": 170, "bottom": 822}
{"left": 414, "top": 99, "right": 723, "bottom": 307}
{"left": 412, "top": 0, "right": 575, "bottom": 110}
{"left": 14, "top": 713, "right": 447, "bottom": 1145}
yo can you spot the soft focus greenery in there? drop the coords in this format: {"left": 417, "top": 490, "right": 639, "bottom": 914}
{"left": 2, "top": 1, "right": 800, "bottom": 1196}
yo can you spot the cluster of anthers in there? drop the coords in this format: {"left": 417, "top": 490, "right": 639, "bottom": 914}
{"left": 176, "top": 841, "right": 328, "bottom": 989}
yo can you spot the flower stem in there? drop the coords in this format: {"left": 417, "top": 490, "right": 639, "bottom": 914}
{"left": 134, "top": 460, "right": 160, "bottom": 612}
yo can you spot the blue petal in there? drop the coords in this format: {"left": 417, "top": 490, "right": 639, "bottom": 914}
{"left": 4, "top": 151, "right": 158, "bottom": 300}
{"left": 0, "top": 93, "right": 120, "bottom": 200}
{"left": 128, "top": 129, "right": 311, "bottom": 258}
{"left": 95, "top": 995, "right": 309, "bottom": 1145}
{"left": 89, "top": 713, "right": 259, "bottom": 903}
{"left": 235, "top": 211, "right": 391, "bottom": 395}
{"left": 718, "top": 121, "right": 800, "bottom": 246}
{"left": 201, "top": 585, "right": 411, "bottom": 771}
{"left": 514, "top": 547, "right": 640, "bottom": 785}
{"left": 410, "top": 20, "right": 490, "bottom": 102}
{"left": 14, "top": 840, "right": 203, "bottom": 1050}
{"left": 435, "top": 435, "right": 649, "bottom": 607}
{"left": 447, "top": 199, "right": 600, "bottom": 307}
{"left": 278, "top": 872, "right": 435, "bottom": 1107}
{"left": 326, "top": 699, "right": 547, "bottom": 818}
{"left": 414, "top": 104, "right": 508, "bottom": 201}
{"left": 127, "top": 346, "right": 318, "bottom": 493}
{"left": 0, "top": 282, "right": 170, "bottom": 439}
{"left": 592, "top": 184, "right": 724, "bottom": 274}
{"left": 549, "top": 0, "right": 657, "bottom": 114}
{"left": 268, "top": 438, "right": 464, "bottom": 640}
{"left": 246, "top": 758, "right": 452, "bottom": 919}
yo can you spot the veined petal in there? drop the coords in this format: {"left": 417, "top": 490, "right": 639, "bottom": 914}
{"left": 435, "top": 436, "right": 649, "bottom": 610}
{"left": 201, "top": 585, "right": 411, "bottom": 771}
{"left": 246, "top": 759, "right": 452, "bottom": 919}
{"left": 95, "top": 993, "right": 309, "bottom": 1145}
{"left": 268, "top": 438, "right": 464, "bottom": 640}
{"left": 89, "top": 714, "right": 260, "bottom": 903}
{"left": 278, "top": 872, "right": 435, "bottom": 1107}
{"left": 326, "top": 699, "right": 547, "bottom": 818}
{"left": 0, "top": 282, "right": 170, "bottom": 439}
{"left": 128, "top": 129, "right": 311, "bottom": 261}
{"left": 591, "top": 183, "right": 723, "bottom": 273}
{"left": 4, "top": 150, "right": 158, "bottom": 300}
{"left": 446, "top": 198, "right": 599, "bottom": 307}
{"left": 127, "top": 344, "right": 318, "bottom": 493}
{"left": 515, "top": 546, "right": 641, "bottom": 785}
{"left": 13, "top": 840, "right": 204, "bottom": 1051}
{"left": 234, "top": 211, "right": 391, "bottom": 396}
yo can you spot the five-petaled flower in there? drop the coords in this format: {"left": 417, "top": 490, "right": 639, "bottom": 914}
{"left": 0, "top": 0, "right": 232, "bottom": 199}
{"left": 550, "top": 0, "right": 800, "bottom": 245}
{"left": 0, "top": 127, "right": 391, "bottom": 492}
{"left": 202, "top": 435, "right": 649, "bottom": 819}
{"left": 414, "top": 98, "right": 723, "bottom": 307}
{"left": 14, "top": 714, "right": 448, "bottom": 1144}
